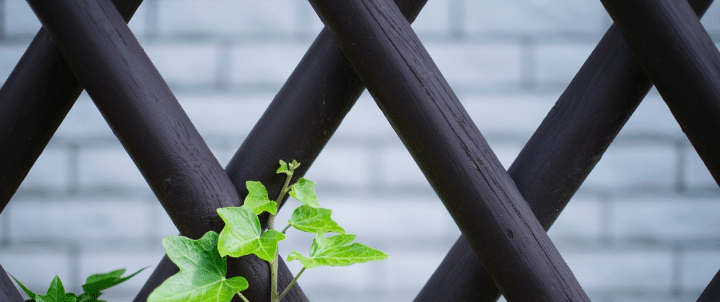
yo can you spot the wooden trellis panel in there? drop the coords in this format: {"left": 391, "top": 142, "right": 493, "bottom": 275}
{"left": 1, "top": 0, "right": 720, "bottom": 301}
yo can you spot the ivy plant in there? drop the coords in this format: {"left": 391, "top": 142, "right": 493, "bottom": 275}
{"left": 148, "top": 160, "right": 388, "bottom": 302}
{"left": 12, "top": 267, "right": 146, "bottom": 302}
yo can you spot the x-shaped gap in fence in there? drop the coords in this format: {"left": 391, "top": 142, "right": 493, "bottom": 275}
{"left": 2, "top": 0, "right": 720, "bottom": 301}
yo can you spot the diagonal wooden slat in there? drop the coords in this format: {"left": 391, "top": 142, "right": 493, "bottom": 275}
{"left": 416, "top": 0, "right": 715, "bottom": 300}
{"left": 0, "top": 0, "right": 142, "bottom": 219}
{"left": 697, "top": 269, "right": 720, "bottom": 302}
{"left": 22, "top": 0, "right": 305, "bottom": 301}
{"left": 134, "top": 1, "right": 433, "bottom": 300}
{"left": 0, "top": 0, "right": 431, "bottom": 298}
{"left": 307, "top": 0, "right": 589, "bottom": 300}
{"left": 0, "top": 263, "right": 23, "bottom": 302}
{"left": 601, "top": 0, "right": 720, "bottom": 186}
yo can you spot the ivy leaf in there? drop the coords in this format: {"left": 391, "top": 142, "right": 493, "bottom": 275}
{"left": 289, "top": 160, "right": 300, "bottom": 170}
{"left": 81, "top": 267, "right": 147, "bottom": 295}
{"left": 243, "top": 181, "right": 277, "bottom": 215}
{"left": 33, "top": 276, "right": 76, "bottom": 302}
{"left": 276, "top": 160, "right": 290, "bottom": 175}
{"left": 277, "top": 160, "right": 300, "bottom": 175}
{"left": 288, "top": 205, "right": 345, "bottom": 234}
{"left": 11, "top": 275, "right": 36, "bottom": 300}
{"left": 289, "top": 178, "right": 319, "bottom": 208}
{"left": 217, "top": 206, "right": 285, "bottom": 261}
{"left": 288, "top": 233, "right": 388, "bottom": 268}
{"left": 147, "top": 231, "right": 248, "bottom": 302}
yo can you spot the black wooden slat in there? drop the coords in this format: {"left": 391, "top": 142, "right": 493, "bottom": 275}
{"left": 23, "top": 1, "right": 305, "bottom": 301}
{"left": 697, "top": 269, "right": 720, "bottom": 302}
{"left": 416, "top": 0, "right": 715, "bottom": 300}
{"left": 307, "top": 0, "right": 588, "bottom": 300}
{"left": 134, "top": 0, "right": 432, "bottom": 300}
{"left": 0, "top": 263, "right": 23, "bottom": 302}
{"left": 25, "top": 0, "right": 236, "bottom": 245}
{"left": 0, "top": 0, "right": 142, "bottom": 215}
{"left": 601, "top": 0, "right": 720, "bottom": 185}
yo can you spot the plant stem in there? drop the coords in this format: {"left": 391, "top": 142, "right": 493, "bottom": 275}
{"left": 238, "top": 293, "right": 251, "bottom": 302}
{"left": 270, "top": 253, "right": 279, "bottom": 302}
{"left": 266, "top": 166, "right": 293, "bottom": 231}
{"left": 282, "top": 224, "right": 291, "bottom": 234}
{"left": 269, "top": 163, "right": 297, "bottom": 302}
{"left": 277, "top": 267, "right": 306, "bottom": 302}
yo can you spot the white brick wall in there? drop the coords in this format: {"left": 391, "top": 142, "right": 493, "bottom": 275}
{"left": 2, "top": 0, "right": 720, "bottom": 301}
{"left": 5, "top": 0, "right": 40, "bottom": 37}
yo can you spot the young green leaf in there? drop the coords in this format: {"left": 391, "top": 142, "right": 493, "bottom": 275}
{"left": 243, "top": 181, "right": 277, "bottom": 215}
{"left": 35, "top": 276, "right": 75, "bottom": 302}
{"left": 288, "top": 233, "right": 388, "bottom": 268}
{"left": 276, "top": 160, "right": 290, "bottom": 175}
{"left": 147, "top": 231, "right": 248, "bottom": 302}
{"left": 289, "top": 160, "right": 300, "bottom": 170}
{"left": 11, "top": 275, "right": 36, "bottom": 300}
{"left": 81, "top": 267, "right": 147, "bottom": 296}
{"left": 288, "top": 205, "right": 345, "bottom": 234}
{"left": 289, "top": 178, "right": 319, "bottom": 208}
{"left": 217, "top": 206, "right": 286, "bottom": 261}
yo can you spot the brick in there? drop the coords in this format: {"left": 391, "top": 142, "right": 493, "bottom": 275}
{"left": 8, "top": 198, "right": 149, "bottom": 242}
{"left": 701, "top": 2, "right": 720, "bottom": 32}
{"left": 206, "top": 143, "right": 238, "bottom": 168}
{"left": 0, "top": 44, "right": 27, "bottom": 84}
{"left": 425, "top": 42, "right": 522, "bottom": 88}
{"left": 145, "top": 201, "right": 180, "bottom": 239}
{"left": 384, "top": 251, "right": 445, "bottom": 292}
{"left": 0, "top": 248, "right": 72, "bottom": 293}
{"left": 411, "top": 0, "right": 451, "bottom": 36}
{"left": 618, "top": 90, "right": 685, "bottom": 137}
{"left": 681, "top": 250, "right": 720, "bottom": 291}
{"left": 16, "top": 147, "right": 70, "bottom": 191}
{"left": 611, "top": 197, "right": 720, "bottom": 242}
{"left": 303, "top": 145, "right": 371, "bottom": 189}
{"left": 78, "top": 147, "right": 151, "bottom": 191}
{"left": 54, "top": 93, "right": 116, "bottom": 138}
{"left": 324, "top": 196, "right": 455, "bottom": 241}
{"left": 144, "top": 42, "right": 219, "bottom": 87}
{"left": 462, "top": 93, "right": 557, "bottom": 138}
{"left": 5, "top": 0, "right": 41, "bottom": 37}
{"left": 547, "top": 196, "right": 603, "bottom": 242}
{"left": 465, "top": 0, "right": 607, "bottom": 35}
{"left": 7, "top": 0, "right": 147, "bottom": 38}
{"left": 157, "top": 0, "right": 297, "bottom": 37}
{"left": 290, "top": 260, "right": 370, "bottom": 293}
{"left": 126, "top": 1, "right": 149, "bottom": 37}
{"left": 229, "top": 42, "right": 310, "bottom": 86}
{"left": 381, "top": 145, "right": 428, "bottom": 187}
{"left": 562, "top": 249, "right": 673, "bottom": 291}
{"left": 684, "top": 146, "right": 717, "bottom": 189}
{"left": 606, "top": 294, "right": 678, "bottom": 302}
{"left": 536, "top": 43, "right": 596, "bottom": 86}
{"left": 175, "top": 93, "right": 272, "bottom": 138}
{"left": 482, "top": 141, "right": 524, "bottom": 170}
{"left": 332, "top": 93, "right": 397, "bottom": 139}
{"left": 583, "top": 142, "right": 676, "bottom": 189}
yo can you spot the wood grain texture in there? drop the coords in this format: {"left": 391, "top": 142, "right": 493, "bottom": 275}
{"left": 0, "top": 0, "right": 142, "bottom": 218}
{"left": 23, "top": 1, "right": 303, "bottom": 301}
{"left": 602, "top": 0, "right": 720, "bottom": 185}
{"left": 308, "top": 0, "right": 589, "bottom": 300}
{"left": 416, "top": 0, "right": 714, "bottom": 300}
{"left": 137, "top": 1, "right": 430, "bottom": 300}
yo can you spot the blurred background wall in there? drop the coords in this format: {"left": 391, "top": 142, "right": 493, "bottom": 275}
{"left": 2, "top": 0, "right": 720, "bottom": 301}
